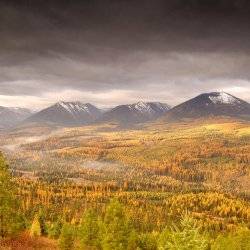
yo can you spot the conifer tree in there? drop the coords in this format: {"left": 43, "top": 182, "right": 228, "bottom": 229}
{"left": 48, "top": 217, "right": 63, "bottom": 239}
{"left": 0, "top": 153, "right": 23, "bottom": 238}
{"left": 30, "top": 214, "right": 41, "bottom": 237}
{"left": 127, "top": 230, "right": 139, "bottom": 250}
{"left": 212, "top": 227, "right": 250, "bottom": 250}
{"left": 38, "top": 208, "right": 47, "bottom": 235}
{"left": 138, "top": 232, "right": 158, "bottom": 250}
{"left": 158, "top": 215, "right": 209, "bottom": 250}
{"left": 58, "top": 223, "right": 75, "bottom": 250}
{"left": 79, "top": 209, "right": 101, "bottom": 249}
{"left": 102, "top": 199, "right": 131, "bottom": 250}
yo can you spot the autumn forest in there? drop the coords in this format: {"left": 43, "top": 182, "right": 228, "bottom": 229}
{"left": 0, "top": 119, "right": 249, "bottom": 249}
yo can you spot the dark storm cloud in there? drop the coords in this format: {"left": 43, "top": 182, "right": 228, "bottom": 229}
{"left": 0, "top": 0, "right": 250, "bottom": 108}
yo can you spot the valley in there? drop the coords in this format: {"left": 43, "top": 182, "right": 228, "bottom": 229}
{"left": 1, "top": 119, "right": 249, "bottom": 238}
{"left": 3, "top": 119, "right": 249, "bottom": 197}
{"left": 1, "top": 93, "right": 250, "bottom": 249}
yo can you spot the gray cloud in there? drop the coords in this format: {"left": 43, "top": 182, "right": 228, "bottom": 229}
{"left": 0, "top": 0, "right": 250, "bottom": 109}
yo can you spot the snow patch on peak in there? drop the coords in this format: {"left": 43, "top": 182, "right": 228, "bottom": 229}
{"left": 151, "top": 102, "right": 170, "bottom": 110}
{"left": 209, "top": 92, "right": 240, "bottom": 105}
{"left": 132, "top": 102, "right": 170, "bottom": 114}
{"left": 134, "top": 102, "right": 152, "bottom": 113}
{"left": 57, "top": 101, "right": 92, "bottom": 115}
{"left": 58, "top": 102, "right": 73, "bottom": 114}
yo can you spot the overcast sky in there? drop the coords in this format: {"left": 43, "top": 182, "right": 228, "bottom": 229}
{"left": 1, "top": 0, "right": 250, "bottom": 110}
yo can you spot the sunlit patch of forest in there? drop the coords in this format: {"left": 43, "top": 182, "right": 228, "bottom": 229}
{"left": 0, "top": 119, "right": 250, "bottom": 249}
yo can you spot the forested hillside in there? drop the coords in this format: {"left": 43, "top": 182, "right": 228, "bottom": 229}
{"left": 0, "top": 120, "right": 250, "bottom": 249}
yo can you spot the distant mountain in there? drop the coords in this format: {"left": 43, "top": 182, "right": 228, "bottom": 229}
{"left": 162, "top": 92, "right": 250, "bottom": 121}
{"left": 0, "top": 106, "right": 33, "bottom": 129}
{"left": 25, "top": 102, "right": 102, "bottom": 126}
{"left": 99, "top": 101, "right": 171, "bottom": 124}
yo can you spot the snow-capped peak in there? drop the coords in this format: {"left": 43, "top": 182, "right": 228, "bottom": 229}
{"left": 57, "top": 101, "right": 91, "bottom": 115}
{"left": 134, "top": 101, "right": 151, "bottom": 113}
{"left": 208, "top": 92, "right": 240, "bottom": 105}
{"left": 132, "top": 101, "right": 170, "bottom": 114}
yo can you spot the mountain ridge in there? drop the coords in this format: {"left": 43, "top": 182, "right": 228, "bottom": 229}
{"left": 162, "top": 92, "right": 250, "bottom": 121}
{"left": 1, "top": 92, "right": 250, "bottom": 129}
{"left": 99, "top": 101, "right": 171, "bottom": 124}
{"left": 24, "top": 101, "right": 102, "bottom": 126}
{"left": 0, "top": 106, "right": 33, "bottom": 129}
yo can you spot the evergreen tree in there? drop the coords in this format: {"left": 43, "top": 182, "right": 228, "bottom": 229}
{"left": 102, "top": 199, "right": 131, "bottom": 250}
{"left": 158, "top": 215, "right": 209, "bottom": 250}
{"left": 79, "top": 209, "right": 101, "bottom": 249}
{"left": 127, "top": 230, "right": 139, "bottom": 250}
{"left": 38, "top": 208, "right": 47, "bottom": 235}
{"left": 212, "top": 234, "right": 236, "bottom": 250}
{"left": 234, "top": 228, "right": 250, "bottom": 250}
{"left": 212, "top": 227, "right": 250, "bottom": 250}
{"left": 0, "top": 153, "right": 23, "bottom": 238}
{"left": 48, "top": 217, "right": 63, "bottom": 239}
{"left": 58, "top": 223, "right": 75, "bottom": 250}
{"left": 138, "top": 232, "right": 158, "bottom": 250}
{"left": 30, "top": 214, "right": 41, "bottom": 237}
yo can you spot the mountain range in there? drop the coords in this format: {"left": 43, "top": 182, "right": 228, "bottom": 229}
{"left": 0, "top": 92, "right": 249, "bottom": 129}
{"left": 25, "top": 102, "right": 102, "bottom": 126}
{"left": 0, "top": 106, "right": 33, "bottom": 129}
{"left": 99, "top": 102, "right": 171, "bottom": 124}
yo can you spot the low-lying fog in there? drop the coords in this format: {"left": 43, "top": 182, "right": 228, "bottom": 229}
{"left": 0, "top": 128, "right": 64, "bottom": 152}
